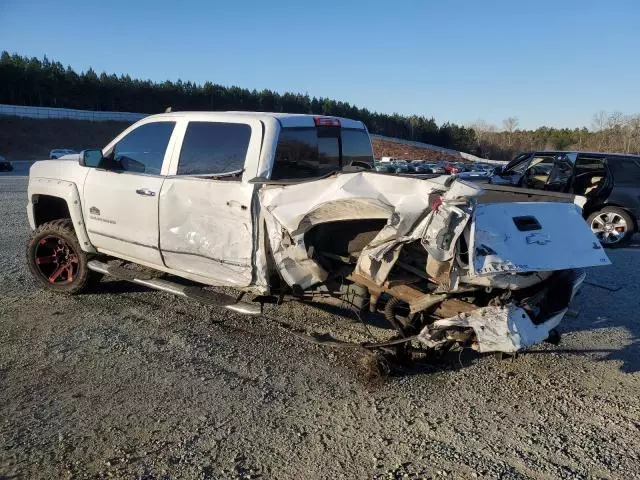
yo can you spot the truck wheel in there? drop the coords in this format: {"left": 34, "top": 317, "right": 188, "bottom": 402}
{"left": 26, "top": 219, "right": 100, "bottom": 293}
{"left": 587, "top": 207, "right": 634, "bottom": 247}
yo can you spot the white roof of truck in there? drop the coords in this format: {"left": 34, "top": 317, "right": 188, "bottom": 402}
{"left": 142, "top": 111, "right": 367, "bottom": 129}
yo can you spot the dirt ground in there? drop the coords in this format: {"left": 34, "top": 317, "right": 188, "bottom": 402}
{"left": 1, "top": 176, "right": 639, "bottom": 479}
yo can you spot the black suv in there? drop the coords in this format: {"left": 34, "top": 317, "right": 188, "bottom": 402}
{"left": 490, "top": 151, "right": 640, "bottom": 246}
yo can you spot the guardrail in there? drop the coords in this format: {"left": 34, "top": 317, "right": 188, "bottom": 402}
{"left": 0, "top": 104, "right": 147, "bottom": 122}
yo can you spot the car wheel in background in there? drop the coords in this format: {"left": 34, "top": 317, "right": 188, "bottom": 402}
{"left": 587, "top": 207, "right": 634, "bottom": 247}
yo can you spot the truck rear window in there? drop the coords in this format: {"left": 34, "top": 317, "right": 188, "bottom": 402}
{"left": 271, "top": 127, "right": 373, "bottom": 180}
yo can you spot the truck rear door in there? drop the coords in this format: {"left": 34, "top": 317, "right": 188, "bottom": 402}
{"left": 158, "top": 118, "right": 263, "bottom": 287}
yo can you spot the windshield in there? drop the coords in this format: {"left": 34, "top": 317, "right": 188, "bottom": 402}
{"left": 271, "top": 127, "right": 373, "bottom": 180}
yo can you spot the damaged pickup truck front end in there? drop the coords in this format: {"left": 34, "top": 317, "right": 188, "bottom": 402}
{"left": 259, "top": 172, "right": 610, "bottom": 355}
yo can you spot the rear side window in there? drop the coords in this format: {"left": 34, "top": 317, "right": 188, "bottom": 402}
{"left": 177, "top": 122, "right": 251, "bottom": 176}
{"left": 272, "top": 128, "right": 339, "bottom": 180}
{"left": 342, "top": 129, "right": 374, "bottom": 166}
{"left": 575, "top": 155, "right": 606, "bottom": 170}
{"left": 609, "top": 157, "right": 640, "bottom": 184}
{"left": 112, "top": 121, "right": 176, "bottom": 174}
{"left": 271, "top": 127, "right": 373, "bottom": 180}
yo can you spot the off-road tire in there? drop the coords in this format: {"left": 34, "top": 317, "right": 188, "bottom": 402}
{"left": 587, "top": 207, "right": 634, "bottom": 248}
{"left": 26, "top": 219, "right": 101, "bottom": 294}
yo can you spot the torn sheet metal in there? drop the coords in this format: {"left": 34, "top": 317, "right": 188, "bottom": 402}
{"left": 350, "top": 179, "right": 481, "bottom": 285}
{"left": 419, "top": 269, "right": 586, "bottom": 353}
{"left": 418, "top": 304, "right": 567, "bottom": 353}
{"left": 469, "top": 202, "right": 611, "bottom": 276}
{"left": 259, "top": 172, "right": 484, "bottom": 289}
{"left": 420, "top": 203, "right": 472, "bottom": 262}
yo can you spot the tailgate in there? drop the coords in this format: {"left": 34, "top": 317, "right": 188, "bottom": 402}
{"left": 469, "top": 202, "right": 610, "bottom": 276}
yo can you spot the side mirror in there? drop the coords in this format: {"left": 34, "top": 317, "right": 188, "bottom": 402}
{"left": 80, "top": 149, "right": 103, "bottom": 168}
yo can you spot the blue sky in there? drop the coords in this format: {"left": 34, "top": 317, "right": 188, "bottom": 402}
{"left": 1, "top": 0, "right": 639, "bottom": 129}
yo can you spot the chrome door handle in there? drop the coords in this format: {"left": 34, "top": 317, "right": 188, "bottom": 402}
{"left": 136, "top": 188, "right": 156, "bottom": 197}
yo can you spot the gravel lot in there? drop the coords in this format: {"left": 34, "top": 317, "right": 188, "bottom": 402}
{"left": 1, "top": 175, "right": 639, "bottom": 480}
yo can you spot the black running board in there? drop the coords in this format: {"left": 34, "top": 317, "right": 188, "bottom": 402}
{"left": 87, "top": 260, "right": 261, "bottom": 315}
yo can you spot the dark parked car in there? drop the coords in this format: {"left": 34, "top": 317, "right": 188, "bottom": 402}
{"left": 490, "top": 151, "right": 640, "bottom": 246}
{"left": 0, "top": 155, "right": 13, "bottom": 172}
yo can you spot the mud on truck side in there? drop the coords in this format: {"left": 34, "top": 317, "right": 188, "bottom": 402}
{"left": 25, "top": 112, "right": 610, "bottom": 364}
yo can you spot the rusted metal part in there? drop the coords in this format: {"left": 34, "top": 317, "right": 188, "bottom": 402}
{"left": 384, "top": 274, "right": 420, "bottom": 288}
{"left": 369, "top": 292, "right": 380, "bottom": 313}
{"left": 426, "top": 256, "right": 452, "bottom": 286}
{"left": 347, "top": 272, "right": 447, "bottom": 315}
{"left": 383, "top": 297, "right": 413, "bottom": 334}
{"left": 431, "top": 298, "right": 477, "bottom": 318}
{"left": 395, "top": 260, "right": 430, "bottom": 281}
{"left": 349, "top": 272, "right": 420, "bottom": 301}
{"left": 408, "top": 293, "right": 448, "bottom": 315}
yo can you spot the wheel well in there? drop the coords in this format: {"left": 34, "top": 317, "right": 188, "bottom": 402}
{"left": 33, "top": 195, "right": 71, "bottom": 227}
{"left": 304, "top": 219, "right": 387, "bottom": 256}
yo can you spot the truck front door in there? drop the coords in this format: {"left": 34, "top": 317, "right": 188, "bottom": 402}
{"left": 158, "top": 119, "right": 262, "bottom": 287}
{"left": 83, "top": 121, "right": 177, "bottom": 267}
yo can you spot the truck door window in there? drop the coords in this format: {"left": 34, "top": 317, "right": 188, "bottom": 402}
{"left": 177, "top": 122, "right": 251, "bottom": 177}
{"left": 111, "top": 122, "right": 175, "bottom": 175}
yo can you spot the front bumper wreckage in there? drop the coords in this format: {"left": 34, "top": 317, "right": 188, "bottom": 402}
{"left": 258, "top": 172, "right": 609, "bottom": 355}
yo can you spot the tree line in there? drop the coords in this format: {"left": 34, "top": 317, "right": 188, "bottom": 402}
{"left": 2, "top": 51, "right": 639, "bottom": 160}
{"left": 0, "top": 51, "right": 475, "bottom": 152}
{"left": 470, "top": 113, "right": 640, "bottom": 161}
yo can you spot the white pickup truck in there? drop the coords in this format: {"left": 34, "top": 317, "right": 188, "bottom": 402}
{"left": 26, "top": 111, "right": 610, "bottom": 359}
